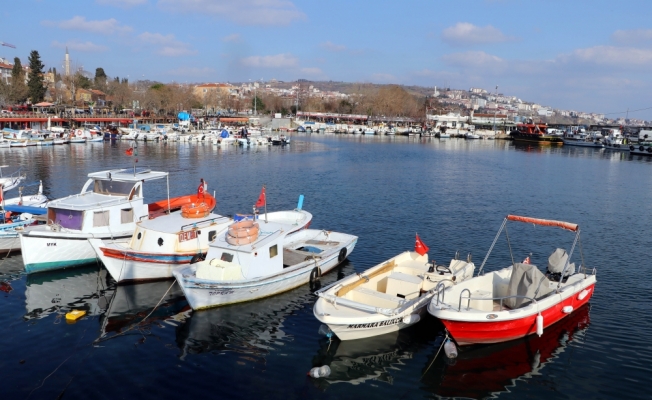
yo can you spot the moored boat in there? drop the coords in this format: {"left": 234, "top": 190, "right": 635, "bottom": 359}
{"left": 314, "top": 243, "right": 475, "bottom": 341}
{"left": 427, "top": 215, "right": 596, "bottom": 345}
{"left": 510, "top": 121, "right": 563, "bottom": 145}
{"left": 173, "top": 213, "right": 355, "bottom": 310}
{"left": 20, "top": 167, "right": 171, "bottom": 274}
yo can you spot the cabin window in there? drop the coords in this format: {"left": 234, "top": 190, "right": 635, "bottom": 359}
{"left": 269, "top": 244, "right": 278, "bottom": 258}
{"left": 49, "top": 208, "right": 83, "bottom": 230}
{"left": 208, "top": 230, "right": 217, "bottom": 241}
{"left": 93, "top": 180, "right": 134, "bottom": 196}
{"left": 221, "top": 252, "right": 234, "bottom": 262}
{"left": 121, "top": 208, "right": 133, "bottom": 224}
{"left": 93, "top": 211, "right": 110, "bottom": 227}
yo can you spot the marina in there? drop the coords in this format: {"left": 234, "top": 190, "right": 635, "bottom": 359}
{"left": 0, "top": 134, "right": 650, "bottom": 399}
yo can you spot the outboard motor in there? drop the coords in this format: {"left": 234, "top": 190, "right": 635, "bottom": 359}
{"left": 547, "top": 248, "right": 575, "bottom": 282}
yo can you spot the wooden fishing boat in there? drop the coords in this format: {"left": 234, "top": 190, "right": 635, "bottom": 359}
{"left": 427, "top": 215, "right": 596, "bottom": 345}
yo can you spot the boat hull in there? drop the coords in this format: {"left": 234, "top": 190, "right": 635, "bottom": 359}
{"left": 433, "top": 281, "right": 595, "bottom": 345}
{"left": 511, "top": 133, "right": 563, "bottom": 145}
{"left": 174, "top": 239, "right": 357, "bottom": 310}
{"left": 20, "top": 230, "right": 131, "bottom": 274}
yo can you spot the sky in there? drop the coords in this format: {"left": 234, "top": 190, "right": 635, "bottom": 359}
{"left": 2, "top": 0, "right": 652, "bottom": 119}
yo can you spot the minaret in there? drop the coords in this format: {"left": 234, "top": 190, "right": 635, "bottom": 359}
{"left": 65, "top": 47, "right": 70, "bottom": 76}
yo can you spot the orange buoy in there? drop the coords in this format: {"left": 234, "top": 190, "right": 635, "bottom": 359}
{"left": 181, "top": 202, "right": 211, "bottom": 218}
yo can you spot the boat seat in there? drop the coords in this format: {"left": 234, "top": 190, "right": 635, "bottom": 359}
{"left": 349, "top": 287, "right": 403, "bottom": 309}
{"left": 468, "top": 289, "right": 493, "bottom": 312}
{"left": 386, "top": 272, "right": 422, "bottom": 300}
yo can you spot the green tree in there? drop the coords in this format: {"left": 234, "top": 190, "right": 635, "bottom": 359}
{"left": 94, "top": 67, "right": 107, "bottom": 88}
{"left": 78, "top": 75, "right": 92, "bottom": 89}
{"left": 27, "top": 50, "right": 47, "bottom": 103}
{"left": 252, "top": 95, "right": 265, "bottom": 113}
{"left": 10, "top": 57, "right": 28, "bottom": 103}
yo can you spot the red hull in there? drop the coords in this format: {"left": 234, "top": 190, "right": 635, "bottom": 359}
{"left": 442, "top": 283, "right": 595, "bottom": 345}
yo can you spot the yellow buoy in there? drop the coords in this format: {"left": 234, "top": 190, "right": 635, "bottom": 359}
{"left": 65, "top": 310, "right": 86, "bottom": 322}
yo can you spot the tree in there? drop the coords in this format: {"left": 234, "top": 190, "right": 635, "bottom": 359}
{"left": 94, "top": 67, "right": 107, "bottom": 88}
{"left": 252, "top": 95, "right": 265, "bottom": 113}
{"left": 10, "top": 57, "right": 28, "bottom": 103}
{"left": 27, "top": 50, "right": 47, "bottom": 103}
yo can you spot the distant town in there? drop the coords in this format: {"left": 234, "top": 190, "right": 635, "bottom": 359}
{"left": 0, "top": 48, "right": 647, "bottom": 130}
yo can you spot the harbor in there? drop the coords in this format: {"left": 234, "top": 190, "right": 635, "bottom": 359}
{"left": 0, "top": 135, "right": 649, "bottom": 399}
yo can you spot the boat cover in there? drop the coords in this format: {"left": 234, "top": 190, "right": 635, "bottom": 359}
{"left": 504, "top": 263, "right": 551, "bottom": 309}
{"left": 547, "top": 248, "right": 575, "bottom": 276}
{"left": 3, "top": 204, "right": 47, "bottom": 215}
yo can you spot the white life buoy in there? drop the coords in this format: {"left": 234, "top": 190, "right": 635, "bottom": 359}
{"left": 75, "top": 129, "right": 83, "bottom": 137}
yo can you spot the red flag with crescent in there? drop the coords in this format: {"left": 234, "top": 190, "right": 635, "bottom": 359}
{"left": 255, "top": 186, "right": 266, "bottom": 208}
{"left": 125, "top": 147, "right": 133, "bottom": 156}
{"left": 415, "top": 234, "right": 429, "bottom": 256}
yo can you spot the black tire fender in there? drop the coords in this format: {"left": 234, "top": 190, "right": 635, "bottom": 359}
{"left": 338, "top": 247, "right": 347, "bottom": 263}
{"left": 309, "top": 266, "right": 321, "bottom": 284}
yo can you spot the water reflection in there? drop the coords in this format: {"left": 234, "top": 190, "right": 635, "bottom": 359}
{"left": 421, "top": 304, "right": 591, "bottom": 398}
{"left": 176, "top": 262, "right": 354, "bottom": 362}
{"left": 310, "top": 316, "right": 442, "bottom": 388}
{"left": 99, "top": 280, "right": 189, "bottom": 339}
{"left": 24, "top": 264, "right": 111, "bottom": 320}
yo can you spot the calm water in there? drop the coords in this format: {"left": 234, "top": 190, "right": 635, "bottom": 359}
{"left": 0, "top": 136, "right": 650, "bottom": 399}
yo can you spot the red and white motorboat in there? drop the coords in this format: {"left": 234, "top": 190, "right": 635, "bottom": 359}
{"left": 427, "top": 215, "right": 597, "bottom": 345}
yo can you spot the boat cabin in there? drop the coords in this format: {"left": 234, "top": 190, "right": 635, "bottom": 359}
{"left": 46, "top": 168, "right": 168, "bottom": 233}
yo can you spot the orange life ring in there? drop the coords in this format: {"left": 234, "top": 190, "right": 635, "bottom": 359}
{"left": 226, "top": 220, "right": 260, "bottom": 245}
{"left": 227, "top": 220, "right": 260, "bottom": 238}
{"left": 181, "top": 202, "right": 210, "bottom": 218}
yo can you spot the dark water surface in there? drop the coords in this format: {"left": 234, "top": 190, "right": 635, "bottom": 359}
{"left": 0, "top": 136, "right": 650, "bottom": 399}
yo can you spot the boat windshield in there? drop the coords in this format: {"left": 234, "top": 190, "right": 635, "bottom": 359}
{"left": 93, "top": 180, "right": 135, "bottom": 196}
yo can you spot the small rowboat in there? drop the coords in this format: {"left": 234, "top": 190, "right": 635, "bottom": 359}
{"left": 427, "top": 215, "right": 597, "bottom": 345}
{"left": 314, "top": 250, "right": 475, "bottom": 341}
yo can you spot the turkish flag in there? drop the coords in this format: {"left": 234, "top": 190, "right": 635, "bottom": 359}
{"left": 415, "top": 234, "right": 429, "bottom": 256}
{"left": 255, "top": 186, "right": 266, "bottom": 208}
{"left": 125, "top": 147, "right": 133, "bottom": 156}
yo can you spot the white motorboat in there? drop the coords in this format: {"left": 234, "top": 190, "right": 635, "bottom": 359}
{"left": 314, "top": 250, "right": 475, "bottom": 340}
{"left": 20, "top": 167, "right": 170, "bottom": 274}
{"left": 427, "top": 215, "right": 597, "bottom": 345}
{"left": 173, "top": 219, "right": 356, "bottom": 310}
{"left": 0, "top": 139, "right": 12, "bottom": 148}
{"left": 2, "top": 180, "right": 47, "bottom": 207}
{"left": 601, "top": 128, "right": 628, "bottom": 151}
{"left": 562, "top": 132, "right": 603, "bottom": 148}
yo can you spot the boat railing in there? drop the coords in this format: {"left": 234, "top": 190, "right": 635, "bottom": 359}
{"left": 52, "top": 193, "right": 130, "bottom": 209}
{"left": 180, "top": 216, "right": 231, "bottom": 231}
{"left": 433, "top": 280, "right": 454, "bottom": 305}
{"left": 458, "top": 291, "right": 538, "bottom": 312}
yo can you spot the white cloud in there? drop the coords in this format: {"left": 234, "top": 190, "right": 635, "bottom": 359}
{"left": 442, "top": 23, "right": 514, "bottom": 46}
{"left": 442, "top": 51, "right": 504, "bottom": 67}
{"left": 558, "top": 46, "right": 652, "bottom": 67}
{"left": 96, "top": 0, "right": 147, "bottom": 7}
{"left": 43, "top": 16, "right": 132, "bottom": 34}
{"left": 157, "top": 0, "right": 305, "bottom": 26}
{"left": 222, "top": 33, "right": 241, "bottom": 43}
{"left": 320, "top": 41, "right": 346, "bottom": 52}
{"left": 52, "top": 40, "right": 108, "bottom": 52}
{"left": 137, "top": 32, "right": 196, "bottom": 56}
{"left": 240, "top": 53, "right": 298, "bottom": 68}
{"left": 612, "top": 29, "right": 652, "bottom": 45}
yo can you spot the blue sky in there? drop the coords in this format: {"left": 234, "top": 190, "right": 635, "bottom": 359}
{"left": 2, "top": 0, "right": 652, "bottom": 119}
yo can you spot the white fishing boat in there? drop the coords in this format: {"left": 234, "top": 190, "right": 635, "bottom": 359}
{"left": 2, "top": 180, "right": 47, "bottom": 207}
{"left": 89, "top": 194, "right": 230, "bottom": 282}
{"left": 0, "top": 218, "right": 42, "bottom": 252}
{"left": 0, "top": 139, "right": 12, "bottom": 148}
{"left": 0, "top": 166, "right": 25, "bottom": 192}
{"left": 427, "top": 215, "right": 597, "bottom": 345}
{"left": 314, "top": 246, "right": 475, "bottom": 341}
{"left": 601, "top": 128, "right": 628, "bottom": 151}
{"left": 562, "top": 132, "right": 603, "bottom": 148}
{"left": 173, "top": 216, "right": 356, "bottom": 310}
{"left": 20, "top": 167, "right": 170, "bottom": 274}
